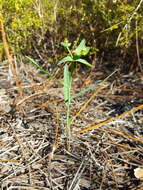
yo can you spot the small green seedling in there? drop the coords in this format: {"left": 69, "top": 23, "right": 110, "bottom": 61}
{"left": 26, "top": 40, "right": 117, "bottom": 151}
{"left": 58, "top": 39, "right": 92, "bottom": 149}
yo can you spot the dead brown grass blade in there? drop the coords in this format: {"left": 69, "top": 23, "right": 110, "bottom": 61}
{"left": 94, "top": 127, "right": 143, "bottom": 144}
{"left": 0, "top": 159, "right": 21, "bottom": 163}
{"left": 75, "top": 104, "right": 143, "bottom": 142}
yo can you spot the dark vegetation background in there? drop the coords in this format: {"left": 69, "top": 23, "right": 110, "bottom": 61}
{"left": 1, "top": 0, "right": 143, "bottom": 73}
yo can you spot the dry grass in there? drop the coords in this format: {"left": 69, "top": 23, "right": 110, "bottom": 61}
{"left": 0, "top": 58, "right": 143, "bottom": 190}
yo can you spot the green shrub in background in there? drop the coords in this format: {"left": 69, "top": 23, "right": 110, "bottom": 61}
{"left": 1, "top": 0, "right": 143, "bottom": 70}
{"left": 1, "top": 0, "right": 58, "bottom": 52}
{"left": 1, "top": 0, "right": 39, "bottom": 51}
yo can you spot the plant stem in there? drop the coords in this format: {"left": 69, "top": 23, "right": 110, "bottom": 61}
{"left": 67, "top": 47, "right": 73, "bottom": 58}
{"left": 66, "top": 104, "right": 71, "bottom": 150}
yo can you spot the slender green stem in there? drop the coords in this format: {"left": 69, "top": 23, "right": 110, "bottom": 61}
{"left": 66, "top": 103, "right": 71, "bottom": 150}
{"left": 67, "top": 47, "right": 73, "bottom": 58}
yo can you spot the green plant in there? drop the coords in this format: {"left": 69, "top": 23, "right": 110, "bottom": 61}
{"left": 58, "top": 39, "right": 92, "bottom": 149}
{"left": 26, "top": 39, "right": 117, "bottom": 150}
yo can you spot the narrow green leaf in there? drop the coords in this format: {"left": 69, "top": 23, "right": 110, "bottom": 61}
{"left": 61, "top": 42, "right": 71, "bottom": 48}
{"left": 64, "top": 64, "right": 72, "bottom": 108}
{"left": 58, "top": 56, "right": 74, "bottom": 65}
{"left": 25, "top": 56, "right": 63, "bottom": 85}
{"left": 70, "top": 69, "right": 118, "bottom": 125}
{"left": 76, "top": 58, "right": 92, "bottom": 67}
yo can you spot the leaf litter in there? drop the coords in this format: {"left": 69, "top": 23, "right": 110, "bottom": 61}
{"left": 0, "top": 59, "right": 143, "bottom": 190}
